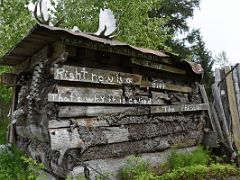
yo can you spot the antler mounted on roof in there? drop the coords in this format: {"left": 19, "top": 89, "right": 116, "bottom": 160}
{"left": 94, "top": 8, "right": 119, "bottom": 38}
{"left": 34, "top": 0, "right": 51, "bottom": 25}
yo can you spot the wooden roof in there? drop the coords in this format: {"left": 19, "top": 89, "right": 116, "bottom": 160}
{"left": 0, "top": 23, "right": 203, "bottom": 77}
{"left": 0, "top": 23, "right": 171, "bottom": 66}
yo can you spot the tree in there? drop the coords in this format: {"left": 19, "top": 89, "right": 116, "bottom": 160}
{"left": 0, "top": 0, "right": 35, "bottom": 118}
{"left": 188, "top": 29, "right": 214, "bottom": 95}
{"left": 213, "top": 51, "right": 229, "bottom": 69}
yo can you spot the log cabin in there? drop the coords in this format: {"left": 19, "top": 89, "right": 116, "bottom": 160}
{"left": 0, "top": 23, "right": 210, "bottom": 179}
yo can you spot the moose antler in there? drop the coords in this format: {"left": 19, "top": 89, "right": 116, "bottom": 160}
{"left": 94, "top": 8, "right": 119, "bottom": 38}
{"left": 34, "top": 0, "right": 51, "bottom": 25}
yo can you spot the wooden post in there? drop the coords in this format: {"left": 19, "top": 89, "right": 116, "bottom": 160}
{"left": 225, "top": 66, "right": 240, "bottom": 150}
{"left": 199, "top": 84, "right": 216, "bottom": 132}
{"left": 8, "top": 78, "right": 17, "bottom": 143}
{"left": 233, "top": 67, "right": 240, "bottom": 121}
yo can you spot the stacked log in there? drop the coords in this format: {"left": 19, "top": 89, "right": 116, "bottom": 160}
{"left": 10, "top": 45, "right": 208, "bottom": 179}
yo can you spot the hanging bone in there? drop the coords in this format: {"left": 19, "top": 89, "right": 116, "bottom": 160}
{"left": 94, "top": 8, "right": 119, "bottom": 38}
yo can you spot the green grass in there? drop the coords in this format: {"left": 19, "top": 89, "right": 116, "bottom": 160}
{"left": 167, "top": 146, "right": 210, "bottom": 170}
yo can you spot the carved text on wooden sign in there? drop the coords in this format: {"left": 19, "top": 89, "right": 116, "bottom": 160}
{"left": 48, "top": 86, "right": 165, "bottom": 105}
{"left": 132, "top": 59, "right": 186, "bottom": 74}
{"left": 54, "top": 65, "right": 142, "bottom": 85}
{"left": 151, "top": 103, "right": 208, "bottom": 114}
{"left": 141, "top": 80, "right": 192, "bottom": 93}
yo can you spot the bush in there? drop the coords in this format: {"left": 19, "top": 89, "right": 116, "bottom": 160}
{"left": 120, "top": 156, "right": 153, "bottom": 180}
{"left": 167, "top": 146, "right": 210, "bottom": 170}
{"left": 159, "top": 163, "right": 240, "bottom": 180}
{"left": 0, "top": 145, "right": 44, "bottom": 180}
{"left": 0, "top": 118, "right": 9, "bottom": 144}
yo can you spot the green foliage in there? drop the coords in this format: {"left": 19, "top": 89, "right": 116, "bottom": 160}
{"left": 159, "top": 163, "right": 240, "bottom": 180}
{"left": 214, "top": 50, "right": 230, "bottom": 69}
{"left": 66, "top": 176, "right": 87, "bottom": 180}
{"left": 56, "top": 0, "right": 172, "bottom": 51}
{"left": 120, "top": 156, "right": 152, "bottom": 180}
{"left": 167, "top": 146, "right": 210, "bottom": 170}
{"left": 0, "top": 145, "right": 44, "bottom": 180}
{"left": 188, "top": 29, "right": 214, "bottom": 95}
{"left": 0, "top": 118, "right": 9, "bottom": 144}
{"left": 0, "top": 0, "right": 35, "bottom": 58}
{"left": 21, "top": 156, "right": 45, "bottom": 180}
{"left": 0, "top": 0, "right": 33, "bottom": 118}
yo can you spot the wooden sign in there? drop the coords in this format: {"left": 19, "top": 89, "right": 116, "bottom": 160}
{"left": 0, "top": 73, "right": 17, "bottom": 86}
{"left": 53, "top": 65, "right": 142, "bottom": 85}
{"left": 48, "top": 86, "right": 167, "bottom": 105}
{"left": 132, "top": 58, "right": 186, "bottom": 74}
{"left": 151, "top": 103, "right": 208, "bottom": 114}
{"left": 141, "top": 81, "right": 192, "bottom": 93}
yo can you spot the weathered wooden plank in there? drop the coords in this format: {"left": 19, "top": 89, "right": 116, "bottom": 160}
{"left": 49, "top": 126, "right": 129, "bottom": 165}
{"left": 16, "top": 125, "right": 49, "bottom": 143}
{"left": 0, "top": 73, "right": 17, "bottom": 86}
{"left": 30, "top": 46, "right": 48, "bottom": 69}
{"left": 233, "top": 67, "right": 240, "bottom": 121}
{"left": 199, "top": 84, "right": 215, "bottom": 132}
{"left": 141, "top": 80, "right": 192, "bottom": 93}
{"left": 151, "top": 103, "right": 208, "bottom": 114}
{"left": 49, "top": 119, "right": 203, "bottom": 167}
{"left": 49, "top": 118, "right": 109, "bottom": 129}
{"left": 212, "top": 83, "right": 233, "bottom": 151}
{"left": 60, "top": 36, "right": 172, "bottom": 64}
{"left": 8, "top": 76, "right": 17, "bottom": 143}
{"left": 67, "top": 146, "right": 197, "bottom": 180}
{"left": 210, "top": 104, "right": 225, "bottom": 142}
{"left": 49, "top": 127, "right": 130, "bottom": 151}
{"left": 49, "top": 113, "right": 202, "bottom": 129}
{"left": 48, "top": 86, "right": 167, "bottom": 105}
{"left": 132, "top": 58, "right": 186, "bottom": 74}
{"left": 225, "top": 66, "right": 240, "bottom": 150}
{"left": 53, "top": 65, "right": 142, "bottom": 85}
{"left": 78, "top": 130, "right": 203, "bottom": 161}
{"left": 58, "top": 106, "right": 150, "bottom": 118}
{"left": 14, "top": 58, "right": 30, "bottom": 74}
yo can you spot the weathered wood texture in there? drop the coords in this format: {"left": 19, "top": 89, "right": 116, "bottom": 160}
{"left": 210, "top": 65, "right": 240, "bottom": 157}
{"left": 68, "top": 146, "right": 197, "bottom": 180}
{"left": 13, "top": 40, "right": 207, "bottom": 179}
{"left": 53, "top": 65, "right": 142, "bottom": 85}
{"left": 50, "top": 113, "right": 203, "bottom": 128}
{"left": 199, "top": 84, "right": 216, "bottom": 132}
{"left": 58, "top": 106, "right": 150, "bottom": 118}
{"left": 0, "top": 73, "right": 17, "bottom": 86}
{"left": 141, "top": 80, "right": 192, "bottom": 93}
{"left": 233, "top": 67, "right": 240, "bottom": 123}
{"left": 66, "top": 130, "right": 203, "bottom": 162}
{"left": 48, "top": 86, "right": 173, "bottom": 105}
{"left": 132, "top": 58, "right": 186, "bottom": 74}
{"left": 225, "top": 67, "right": 240, "bottom": 150}
{"left": 151, "top": 103, "right": 208, "bottom": 114}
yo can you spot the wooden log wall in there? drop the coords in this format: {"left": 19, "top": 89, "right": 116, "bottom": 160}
{"left": 13, "top": 43, "right": 208, "bottom": 179}
{"left": 211, "top": 64, "right": 240, "bottom": 159}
